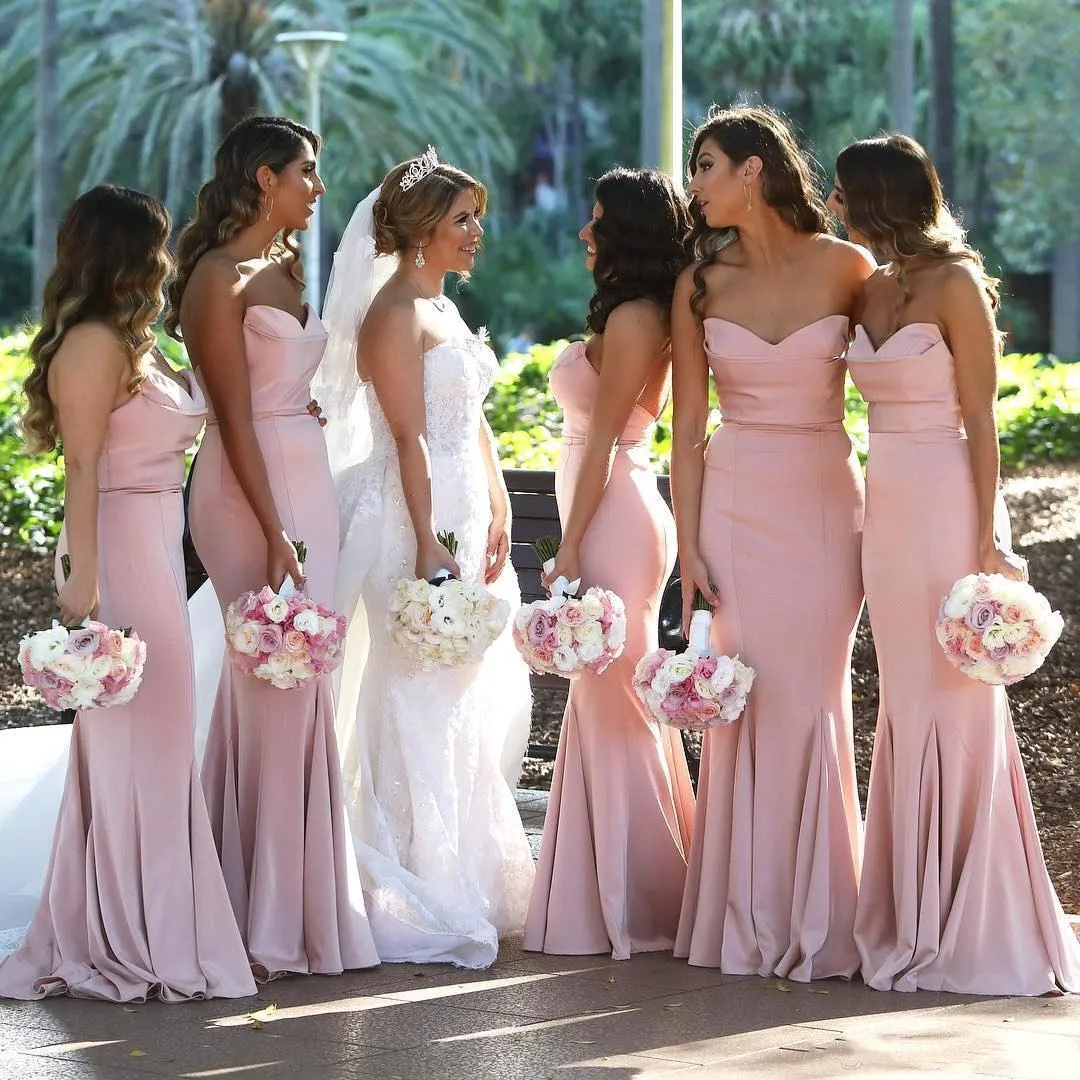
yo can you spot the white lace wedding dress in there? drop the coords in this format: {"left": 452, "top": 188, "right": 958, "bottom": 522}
{"left": 333, "top": 329, "right": 535, "bottom": 969}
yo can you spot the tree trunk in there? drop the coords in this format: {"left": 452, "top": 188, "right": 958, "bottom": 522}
{"left": 32, "top": 0, "right": 60, "bottom": 311}
{"left": 930, "top": 0, "right": 956, "bottom": 199}
{"left": 891, "top": 0, "right": 916, "bottom": 134}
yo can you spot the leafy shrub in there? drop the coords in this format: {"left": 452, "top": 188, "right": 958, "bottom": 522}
{"left": 486, "top": 342, "right": 1079, "bottom": 474}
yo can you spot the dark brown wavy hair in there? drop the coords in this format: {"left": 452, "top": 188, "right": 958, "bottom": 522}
{"left": 586, "top": 167, "right": 691, "bottom": 334}
{"left": 22, "top": 185, "right": 172, "bottom": 453}
{"left": 686, "top": 104, "right": 829, "bottom": 314}
{"left": 373, "top": 151, "right": 487, "bottom": 279}
{"left": 835, "top": 134, "right": 1000, "bottom": 329}
{"left": 166, "top": 115, "right": 319, "bottom": 338}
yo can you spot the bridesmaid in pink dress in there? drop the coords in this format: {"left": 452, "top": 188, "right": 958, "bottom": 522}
{"left": 0, "top": 187, "right": 255, "bottom": 1001}
{"left": 168, "top": 117, "right": 378, "bottom": 979}
{"left": 831, "top": 134, "right": 1080, "bottom": 994}
{"left": 670, "top": 106, "right": 876, "bottom": 980}
{"left": 524, "top": 168, "right": 695, "bottom": 959}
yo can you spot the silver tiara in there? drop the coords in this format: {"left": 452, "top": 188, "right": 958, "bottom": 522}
{"left": 399, "top": 146, "right": 439, "bottom": 191}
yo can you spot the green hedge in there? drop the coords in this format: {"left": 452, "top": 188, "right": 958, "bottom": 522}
{"left": 484, "top": 342, "right": 1080, "bottom": 472}
{"left": 2, "top": 331, "right": 1078, "bottom": 552}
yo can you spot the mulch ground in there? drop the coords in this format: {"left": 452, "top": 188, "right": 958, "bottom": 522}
{"left": 2, "top": 468, "right": 1077, "bottom": 913}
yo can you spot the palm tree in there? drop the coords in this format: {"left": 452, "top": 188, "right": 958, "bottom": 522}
{"left": 0, "top": 0, "right": 512, "bottom": 235}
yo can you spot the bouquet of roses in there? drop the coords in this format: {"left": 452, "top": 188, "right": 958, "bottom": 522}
{"left": 387, "top": 531, "right": 509, "bottom": 671}
{"left": 18, "top": 554, "right": 148, "bottom": 711}
{"left": 936, "top": 572, "right": 1064, "bottom": 685}
{"left": 633, "top": 590, "right": 754, "bottom": 730}
{"left": 224, "top": 540, "right": 347, "bottom": 689}
{"left": 511, "top": 536, "right": 627, "bottom": 678}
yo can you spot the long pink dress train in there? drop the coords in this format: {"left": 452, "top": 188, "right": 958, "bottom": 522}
{"left": 0, "top": 369, "right": 256, "bottom": 1002}
{"left": 524, "top": 341, "right": 694, "bottom": 959}
{"left": 675, "top": 316, "right": 865, "bottom": 980}
{"left": 190, "top": 305, "right": 379, "bottom": 979}
{"left": 847, "top": 323, "right": 1080, "bottom": 995}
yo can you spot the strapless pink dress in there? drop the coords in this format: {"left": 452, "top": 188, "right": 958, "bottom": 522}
{"left": 189, "top": 305, "right": 378, "bottom": 979}
{"left": 847, "top": 322, "right": 1080, "bottom": 994}
{"left": 675, "top": 316, "right": 865, "bottom": 980}
{"left": 524, "top": 342, "right": 694, "bottom": 959}
{"left": 0, "top": 369, "right": 256, "bottom": 1002}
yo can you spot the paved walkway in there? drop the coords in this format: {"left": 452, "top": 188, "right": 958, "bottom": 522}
{"left": 1, "top": 791, "right": 1077, "bottom": 1080}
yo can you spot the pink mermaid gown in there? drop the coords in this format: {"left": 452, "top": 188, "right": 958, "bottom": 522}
{"left": 675, "top": 316, "right": 865, "bottom": 980}
{"left": 0, "top": 368, "right": 256, "bottom": 1002}
{"left": 524, "top": 341, "right": 694, "bottom": 959}
{"left": 190, "top": 305, "right": 379, "bottom": 979}
{"left": 847, "top": 323, "right": 1080, "bottom": 994}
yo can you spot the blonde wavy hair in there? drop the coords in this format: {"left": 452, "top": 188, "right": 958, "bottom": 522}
{"left": 373, "top": 153, "right": 487, "bottom": 280}
{"left": 165, "top": 115, "right": 320, "bottom": 339}
{"left": 685, "top": 104, "right": 830, "bottom": 315}
{"left": 22, "top": 185, "right": 172, "bottom": 454}
{"left": 835, "top": 134, "right": 1000, "bottom": 330}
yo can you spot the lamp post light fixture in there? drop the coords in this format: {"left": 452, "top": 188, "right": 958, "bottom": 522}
{"left": 275, "top": 30, "right": 347, "bottom": 314}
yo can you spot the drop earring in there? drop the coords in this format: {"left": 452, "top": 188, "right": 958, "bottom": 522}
{"left": 744, "top": 185, "right": 753, "bottom": 212}
{"left": 415, "top": 242, "right": 425, "bottom": 269}
{"left": 264, "top": 194, "right": 274, "bottom": 222}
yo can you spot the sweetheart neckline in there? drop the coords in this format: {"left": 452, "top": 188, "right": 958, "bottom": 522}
{"left": 702, "top": 314, "right": 849, "bottom": 348}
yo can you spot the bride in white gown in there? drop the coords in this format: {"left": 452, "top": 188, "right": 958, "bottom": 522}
{"left": 314, "top": 150, "right": 534, "bottom": 969}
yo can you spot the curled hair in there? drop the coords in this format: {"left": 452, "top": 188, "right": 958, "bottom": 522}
{"left": 166, "top": 115, "right": 320, "bottom": 338}
{"left": 835, "top": 133, "right": 1000, "bottom": 329}
{"left": 373, "top": 151, "right": 487, "bottom": 277}
{"left": 586, "top": 167, "right": 691, "bottom": 334}
{"left": 686, "top": 104, "right": 829, "bottom": 314}
{"left": 22, "top": 186, "right": 172, "bottom": 453}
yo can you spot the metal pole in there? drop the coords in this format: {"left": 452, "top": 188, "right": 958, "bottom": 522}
{"left": 307, "top": 63, "right": 323, "bottom": 313}
{"left": 891, "top": 0, "right": 915, "bottom": 134}
{"left": 641, "top": 0, "right": 662, "bottom": 168}
{"left": 660, "top": 0, "right": 683, "bottom": 187}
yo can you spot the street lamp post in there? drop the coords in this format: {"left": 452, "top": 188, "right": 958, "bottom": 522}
{"left": 275, "top": 30, "right": 347, "bottom": 314}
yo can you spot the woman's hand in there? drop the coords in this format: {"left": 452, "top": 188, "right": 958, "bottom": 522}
{"left": 979, "top": 541, "right": 1029, "bottom": 583}
{"left": 679, "top": 550, "right": 720, "bottom": 636}
{"left": 416, "top": 535, "right": 461, "bottom": 583}
{"left": 485, "top": 518, "right": 510, "bottom": 585}
{"left": 307, "top": 398, "right": 327, "bottom": 427}
{"left": 541, "top": 544, "right": 580, "bottom": 595}
{"left": 267, "top": 531, "right": 305, "bottom": 591}
{"left": 57, "top": 569, "right": 99, "bottom": 626}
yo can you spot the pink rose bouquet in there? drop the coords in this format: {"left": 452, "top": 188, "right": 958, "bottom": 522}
{"left": 633, "top": 591, "right": 754, "bottom": 730}
{"left": 19, "top": 553, "right": 148, "bottom": 711}
{"left": 387, "top": 531, "right": 509, "bottom": 671}
{"left": 224, "top": 539, "right": 347, "bottom": 689}
{"left": 936, "top": 572, "right": 1064, "bottom": 685}
{"left": 511, "top": 537, "right": 627, "bottom": 678}
{"left": 19, "top": 621, "right": 147, "bottom": 711}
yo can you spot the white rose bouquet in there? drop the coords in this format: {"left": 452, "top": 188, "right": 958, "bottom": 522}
{"left": 18, "top": 554, "right": 147, "bottom": 711}
{"left": 224, "top": 540, "right": 347, "bottom": 689}
{"left": 387, "top": 531, "right": 509, "bottom": 671}
{"left": 936, "top": 572, "right": 1064, "bottom": 685}
{"left": 511, "top": 536, "right": 627, "bottom": 679}
{"left": 632, "top": 590, "right": 754, "bottom": 730}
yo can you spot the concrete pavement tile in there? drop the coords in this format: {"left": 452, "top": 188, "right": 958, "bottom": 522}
{"left": 202, "top": 997, "right": 551, "bottom": 1053}
{"left": 953, "top": 994, "right": 1080, "bottom": 1037}
{"left": 397, "top": 969, "right": 693, "bottom": 1022}
{"left": 1, "top": 1050, "right": 160, "bottom": 1080}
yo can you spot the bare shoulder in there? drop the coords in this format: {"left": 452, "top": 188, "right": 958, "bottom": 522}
{"left": 810, "top": 232, "right": 877, "bottom": 277}
{"left": 360, "top": 285, "right": 423, "bottom": 348}
{"left": 673, "top": 263, "right": 700, "bottom": 306}
{"left": 186, "top": 248, "right": 244, "bottom": 304}
{"left": 52, "top": 321, "right": 127, "bottom": 368}
{"left": 606, "top": 297, "right": 667, "bottom": 339}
